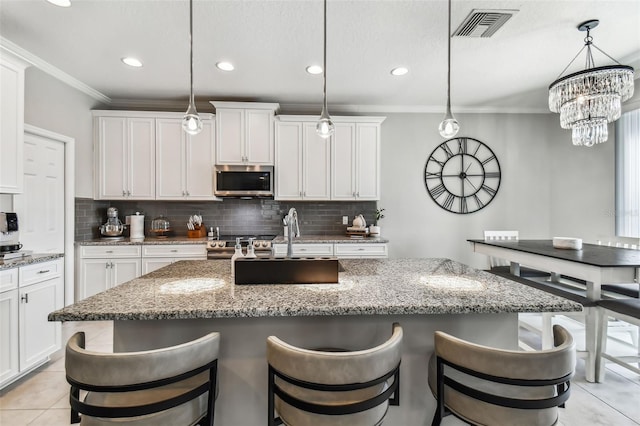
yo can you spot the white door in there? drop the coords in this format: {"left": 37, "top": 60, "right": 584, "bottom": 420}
{"left": 331, "top": 123, "right": 356, "bottom": 200}
{"left": 303, "top": 123, "right": 331, "bottom": 200}
{"left": 156, "top": 118, "right": 186, "bottom": 199}
{"left": 185, "top": 119, "right": 215, "bottom": 198}
{"left": 0, "top": 289, "right": 19, "bottom": 386}
{"left": 142, "top": 258, "right": 174, "bottom": 275}
{"left": 19, "top": 278, "right": 62, "bottom": 371}
{"left": 111, "top": 259, "right": 142, "bottom": 287}
{"left": 97, "top": 116, "right": 128, "bottom": 199}
{"left": 16, "top": 133, "right": 65, "bottom": 253}
{"left": 245, "top": 109, "right": 273, "bottom": 164}
{"left": 80, "top": 259, "right": 110, "bottom": 299}
{"left": 127, "top": 118, "right": 156, "bottom": 199}
{"left": 275, "top": 122, "right": 303, "bottom": 200}
{"left": 216, "top": 109, "right": 244, "bottom": 164}
{"left": 355, "top": 124, "right": 380, "bottom": 200}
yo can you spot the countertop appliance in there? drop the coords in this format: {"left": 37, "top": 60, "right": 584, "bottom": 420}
{"left": 99, "top": 207, "right": 124, "bottom": 239}
{"left": 1, "top": 212, "right": 31, "bottom": 260}
{"left": 206, "top": 235, "right": 276, "bottom": 259}
{"left": 213, "top": 165, "right": 273, "bottom": 198}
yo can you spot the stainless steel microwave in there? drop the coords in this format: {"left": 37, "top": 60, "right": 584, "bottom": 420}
{"left": 213, "top": 165, "right": 274, "bottom": 198}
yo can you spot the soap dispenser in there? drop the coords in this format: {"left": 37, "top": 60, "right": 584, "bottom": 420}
{"left": 231, "top": 237, "right": 245, "bottom": 277}
{"left": 245, "top": 238, "right": 257, "bottom": 259}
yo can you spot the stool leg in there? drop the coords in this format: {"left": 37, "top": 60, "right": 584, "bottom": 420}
{"left": 596, "top": 308, "right": 608, "bottom": 383}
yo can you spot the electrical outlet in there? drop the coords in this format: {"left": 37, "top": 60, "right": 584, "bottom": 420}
{"left": 342, "top": 216, "right": 349, "bottom": 225}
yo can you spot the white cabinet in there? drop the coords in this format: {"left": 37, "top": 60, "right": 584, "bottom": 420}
{"left": 141, "top": 244, "right": 206, "bottom": 274}
{"left": 211, "top": 101, "right": 279, "bottom": 165}
{"left": 332, "top": 121, "right": 383, "bottom": 200}
{"left": 156, "top": 116, "right": 216, "bottom": 200}
{"left": 77, "top": 245, "right": 142, "bottom": 300}
{"left": 0, "top": 269, "right": 19, "bottom": 387}
{"left": 0, "top": 51, "right": 28, "bottom": 193}
{"left": 273, "top": 243, "right": 335, "bottom": 257}
{"left": 94, "top": 113, "right": 156, "bottom": 200}
{"left": 275, "top": 121, "right": 331, "bottom": 200}
{"left": 276, "top": 116, "right": 384, "bottom": 201}
{"left": 1, "top": 259, "right": 64, "bottom": 389}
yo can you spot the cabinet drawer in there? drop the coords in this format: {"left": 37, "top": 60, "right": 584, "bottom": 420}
{"left": 0, "top": 268, "right": 19, "bottom": 292}
{"left": 19, "top": 259, "right": 63, "bottom": 287}
{"left": 142, "top": 244, "right": 206, "bottom": 258}
{"left": 335, "top": 243, "right": 388, "bottom": 258}
{"left": 273, "top": 243, "right": 334, "bottom": 257}
{"left": 80, "top": 245, "right": 142, "bottom": 258}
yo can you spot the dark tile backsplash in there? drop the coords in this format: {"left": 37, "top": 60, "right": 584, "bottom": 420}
{"left": 75, "top": 198, "right": 377, "bottom": 241}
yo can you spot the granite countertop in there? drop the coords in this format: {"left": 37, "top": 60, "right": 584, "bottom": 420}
{"left": 272, "top": 235, "right": 389, "bottom": 244}
{"left": 49, "top": 258, "right": 581, "bottom": 321}
{"left": 77, "top": 236, "right": 210, "bottom": 246}
{"left": 0, "top": 253, "right": 64, "bottom": 271}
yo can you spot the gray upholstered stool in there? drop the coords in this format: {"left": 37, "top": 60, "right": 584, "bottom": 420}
{"left": 429, "top": 325, "right": 575, "bottom": 426}
{"left": 267, "top": 322, "right": 402, "bottom": 426}
{"left": 65, "top": 331, "right": 219, "bottom": 425}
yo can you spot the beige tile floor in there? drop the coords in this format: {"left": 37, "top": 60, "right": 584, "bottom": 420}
{"left": 0, "top": 319, "right": 638, "bottom": 426}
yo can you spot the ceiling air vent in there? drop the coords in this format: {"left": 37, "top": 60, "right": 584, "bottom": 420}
{"left": 453, "top": 9, "right": 518, "bottom": 38}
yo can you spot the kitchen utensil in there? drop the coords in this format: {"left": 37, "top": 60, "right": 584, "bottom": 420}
{"left": 150, "top": 216, "right": 171, "bottom": 238}
{"left": 100, "top": 207, "right": 124, "bottom": 238}
{"left": 352, "top": 214, "right": 366, "bottom": 228}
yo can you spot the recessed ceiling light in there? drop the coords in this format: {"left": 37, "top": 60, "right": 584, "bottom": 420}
{"left": 121, "top": 57, "right": 143, "bottom": 68}
{"left": 216, "top": 62, "right": 234, "bottom": 71}
{"left": 46, "top": 0, "right": 71, "bottom": 7}
{"left": 306, "top": 65, "right": 323, "bottom": 75}
{"left": 391, "top": 67, "right": 409, "bottom": 76}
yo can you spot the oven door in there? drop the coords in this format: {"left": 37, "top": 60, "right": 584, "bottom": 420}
{"left": 213, "top": 165, "right": 273, "bottom": 198}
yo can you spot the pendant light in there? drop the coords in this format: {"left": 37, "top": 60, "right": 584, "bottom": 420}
{"left": 316, "top": 0, "right": 334, "bottom": 139}
{"left": 438, "top": 0, "right": 459, "bottom": 139}
{"left": 182, "top": 0, "right": 202, "bottom": 136}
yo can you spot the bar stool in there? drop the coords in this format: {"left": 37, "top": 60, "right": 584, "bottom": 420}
{"left": 65, "top": 331, "right": 219, "bottom": 425}
{"left": 429, "top": 325, "right": 575, "bottom": 426}
{"left": 267, "top": 323, "right": 402, "bottom": 426}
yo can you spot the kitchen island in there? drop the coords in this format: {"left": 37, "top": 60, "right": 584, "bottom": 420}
{"left": 50, "top": 258, "right": 581, "bottom": 425}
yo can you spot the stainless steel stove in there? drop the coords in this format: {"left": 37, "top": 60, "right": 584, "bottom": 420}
{"left": 206, "top": 235, "right": 276, "bottom": 259}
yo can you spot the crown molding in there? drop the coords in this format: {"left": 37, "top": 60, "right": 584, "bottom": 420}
{"left": 0, "top": 36, "right": 111, "bottom": 104}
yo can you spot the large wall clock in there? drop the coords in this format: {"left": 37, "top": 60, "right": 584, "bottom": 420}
{"left": 424, "top": 137, "right": 501, "bottom": 214}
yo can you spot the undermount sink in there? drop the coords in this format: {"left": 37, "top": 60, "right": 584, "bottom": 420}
{"left": 234, "top": 257, "right": 341, "bottom": 285}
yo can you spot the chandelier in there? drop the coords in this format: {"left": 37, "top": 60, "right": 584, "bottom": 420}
{"left": 548, "top": 19, "right": 634, "bottom": 147}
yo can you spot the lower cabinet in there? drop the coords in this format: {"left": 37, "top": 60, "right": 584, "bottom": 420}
{"left": 77, "top": 245, "right": 142, "bottom": 300}
{"left": 0, "top": 259, "right": 64, "bottom": 389}
{"left": 273, "top": 243, "right": 387, "bottom": 259}
{"left": 141, "top": 244, "right": 207, "bottom": 274}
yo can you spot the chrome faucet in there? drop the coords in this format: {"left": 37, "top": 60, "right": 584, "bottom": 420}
{"left": 285, "top": 207, "right": 300, "bottom": 258}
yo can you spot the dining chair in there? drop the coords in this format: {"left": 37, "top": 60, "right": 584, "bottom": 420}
{"left": 483, "top": 230, "right": 550, "bottom": 278}
{"left": 65, "top": 331, "right": 219, "bottom": 425}
{"left": 266, "top": 322, "right": 402, "bottom": 426}
{"left": 429, "top": 325, "right": 575, "bottom": 426}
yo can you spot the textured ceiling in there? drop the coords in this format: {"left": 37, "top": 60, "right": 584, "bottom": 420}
{"left": 1, "top": 0, "right": 639, "bottom": 113}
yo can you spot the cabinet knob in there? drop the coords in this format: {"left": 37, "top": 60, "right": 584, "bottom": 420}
{"left": 21, "top": 294, "right": 28, "bottom": 303}
{"left": 122, "top": 190, "right": 126, "bottom": 196}
{"left": 186, "top": 191, "right": 190, "bottom": 196}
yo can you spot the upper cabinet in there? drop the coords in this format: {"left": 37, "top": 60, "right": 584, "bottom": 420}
{"left": 276, "top": 115, "right": 385, "bottom": 201}
{"left": 211, "top": 101, "right": 279, "bottom": 165}
{"left": 0, "top": 52, "right": 29, "bottom": 194}
{"left": 94, "top": 114, "right": 156, "bottom": 200}
{"left": 156, "top": 116, "right": 216, "bottom": 200}
{"left": 275, "top": 120, "right": 331, "bottom": 200}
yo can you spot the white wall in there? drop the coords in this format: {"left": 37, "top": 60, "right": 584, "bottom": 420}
{"left": 23, "top": 67, "right": 102, "bottom": 198}
{"left": 379, "top": 112, "right": 615, "bottom": 269}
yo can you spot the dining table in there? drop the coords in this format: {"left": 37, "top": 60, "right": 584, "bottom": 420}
{"left": 468, "top": 239, "right": 640, "bottom": 382}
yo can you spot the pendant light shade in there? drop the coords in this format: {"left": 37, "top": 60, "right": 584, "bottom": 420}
{"left": 182, "top": 0, "right": 202, "bottom": 136}
{"left": 316, "top": 0, "right": 334, "bottom": 139}
{"left": 438, "top": 0, "right": 459, "bottom": 139}
{"left": 548, "top": 19, "right": 634, "bottom": 147}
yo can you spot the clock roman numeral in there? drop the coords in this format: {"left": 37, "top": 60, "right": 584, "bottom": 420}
{"left": 442, "top": 193, "right": 455, "bottom": 210}
{"left": 460, "top": 197, "right": 468, "bottom": 213}
{"left": 441, "top": 143, "right": 455, "bottom": 159}
{"left": 425, "top": 171, "right": 442, "bottom": 179}
{"left": 484, "top": 171, "right": 500, "bottom": 178}
{"left": 481, "top": 155, "right": 496, "bottom": 166}
{"left": 429, "top": 183, "right": 446, "bottom": 199}
{"left": 458, "top": 138, "right": 468, "bottom": 154}
{"left": 481, "top": 184, "right": 497, "bottom": 197}
{"left": 429, "top": 157, "right": 445, "bottom": 167}
{"left": 473, "top": 194, "right": 484, "bottom": 209}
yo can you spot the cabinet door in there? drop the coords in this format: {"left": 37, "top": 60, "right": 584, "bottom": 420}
{"left": 185, "top": 119, "right": 216, "bottom": 198}
{"left": 331, "top": 123, "right": 356, "bottom": 200}
{"left": 96, "top": 117, "right": 128, "bottom": 199}
{"left": 275, "top": 122, "right": 303, "bottom": 200}
{"left": 245, "top": 110, "right": 273, "bottom": 164}
{"left": 0, "top": 54, "right": 26, "bottom": 194}
{"left": 0, "top": 289, "right": 19, "bottom": 386}
{"left": 303, "top": 123, "right": 331, "bottom": 200}
{"left": 111, "top": 259, "right": 142, "bottom": 287}
{"left": 156, "top": 118, "right": 186, "bottom": 199}
{"left": 19, "top": 277, "right": 63, "bottom": 371}
{"left": 142, "top": 258, "right": 174, "bottom": 275}
{"left": 216, "top": 109, "right": 244, "bottom": 164}
{"left": 127, "top": 117, "right": 156, "bottom": 199}
{"left": 79, "top": 259, "right": 110, "bottom": 299}
{"left": 355, "top": 124, "right": 380, "bottom": 200}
